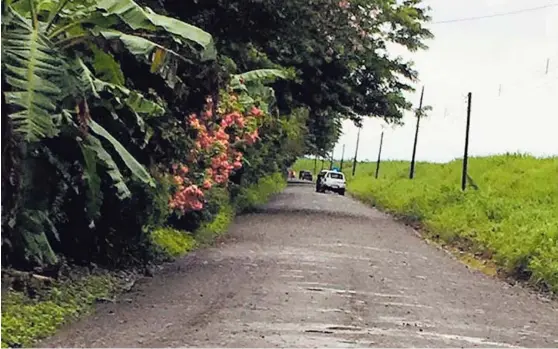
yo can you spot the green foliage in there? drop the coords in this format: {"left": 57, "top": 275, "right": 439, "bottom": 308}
{"left": 1, "top": 274, "right": 117, "bottom": 348}
{"left": 150, "top": 227, "right": 196, "bottom": 258}
{"left": 1, "top": 0, "right": 215, "bottom": 267}
{"left": 234, "top": 172, "right": 287, "bottom": 213}
{"left": 150, "top": 0, "right": 432, "bottom": 155}
{"left": 294, "top": 155, "right": 558, "bottom": 293}
{"left": 194, "top": 203, "right": 235, "bottom": 245}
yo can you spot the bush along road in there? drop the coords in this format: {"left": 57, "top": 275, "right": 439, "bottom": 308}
{"left": 38, "top": 183, "right": 558, "bottom": 347}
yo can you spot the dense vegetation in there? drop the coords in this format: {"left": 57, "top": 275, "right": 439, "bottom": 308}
{"left": 1, "top": 0, "right": 432, "bottom": 273}
{"left": 294, "top": 154, "right": 558, "bottom": 293}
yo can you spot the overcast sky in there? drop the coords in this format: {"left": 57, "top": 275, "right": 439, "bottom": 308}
{"left": 333, "top": 0, "right": 558, "bottom": 163}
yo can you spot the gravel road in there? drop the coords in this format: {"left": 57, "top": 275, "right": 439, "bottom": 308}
{"left": 41, "top": 182, "right": 558, "bottom": 347}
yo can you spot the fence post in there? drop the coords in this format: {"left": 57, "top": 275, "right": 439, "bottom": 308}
{"left": 410, "top": 86, "right": 425, "bottom": 179}
{"left": 375, "top": 131, "right": 384, "bottom": 179}
{"left": 462, "top": 92, "right": 472, "bottom": 191}
{"left": 352, "top": 126, "right": 361, "bottom": 176}
{"left": 340, "top": 144, "right": 345, "bottom": 171}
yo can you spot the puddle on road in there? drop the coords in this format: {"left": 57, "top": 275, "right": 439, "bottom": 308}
{"left": 280, "top": 274, "right": 305, "bottom": 279}
{"left": 298, "top": 283, "right": 412, "bottom": 300}
{"left": 245, "top": 321, "right": 519, "bottom": 348}
{"left": 315, "top": 243, "right": 415, "bottom": 256}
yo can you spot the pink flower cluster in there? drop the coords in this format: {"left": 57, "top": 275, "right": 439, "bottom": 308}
{"left": 169, "top": 164, "right": 205, "bottom": 211}
{"left": 169, "top": 94, "right": 264, "bottom": 214}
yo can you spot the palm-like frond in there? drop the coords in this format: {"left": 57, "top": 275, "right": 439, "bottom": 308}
{"left": 2, "top": 5, "right": 67, "bottom": 142}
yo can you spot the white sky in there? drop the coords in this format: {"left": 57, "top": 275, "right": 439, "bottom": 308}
{"left": 334, "top": 0, "right": 558, "bottom": 162}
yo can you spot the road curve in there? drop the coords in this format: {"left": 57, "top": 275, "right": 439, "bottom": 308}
{"left": 41, "top": 182, "right": 558, "bottom": 347}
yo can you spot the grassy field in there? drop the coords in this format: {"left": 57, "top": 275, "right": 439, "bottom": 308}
{"left": 293, "top": 154, "right": 558, "bottom": 293}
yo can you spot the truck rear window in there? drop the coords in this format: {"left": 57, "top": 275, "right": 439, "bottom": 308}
{"left": 329, "top": 173, "right": 344, "bottom": 179}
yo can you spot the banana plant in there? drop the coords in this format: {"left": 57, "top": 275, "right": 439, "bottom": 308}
{"left": 1, "top": 0, "right": 217, "bottom": 263}
{"left": 1, "top": 0, "right": 216, "bottom": 189}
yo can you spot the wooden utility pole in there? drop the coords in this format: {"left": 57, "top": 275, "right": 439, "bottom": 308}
{"left": 409, "top": 86, "right": 425, "bottom": 179}
{"left": 352, "top": 126, "right": 361, "bottom": 176}
{"left": 339, "top": 144, "right": 345, "bottom": 171}
{"left": 375, "top": 131, "right": 384, "bottom": 179}
{"left": 461, "top": 92, "right": 472, "bottom": 191}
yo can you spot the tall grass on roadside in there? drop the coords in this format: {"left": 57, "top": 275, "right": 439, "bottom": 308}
{"left": 294, "top": 154, "right": 558, "bottom": 292}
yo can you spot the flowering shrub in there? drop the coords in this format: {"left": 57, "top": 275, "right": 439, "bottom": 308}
{"left": 169, "top": 92, "right": 265, "bottom": 214}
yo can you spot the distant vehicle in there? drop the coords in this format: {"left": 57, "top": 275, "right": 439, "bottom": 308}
{"left": 299, "top": 170, "right": 313, "bottom": 181}
{"left": 287, "top": 168, "right": 297, "bottom": 179}
{"left": 316, "top": 170, "right": 346, "bottom": 195}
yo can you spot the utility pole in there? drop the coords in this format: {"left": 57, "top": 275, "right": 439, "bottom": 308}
{"left": 313, "top": 155, "right": 317, "bottom": 174}
{"left": 545, "top": 58, "right": 550, "bottom": 75}
{"left": 352, "top": 126, "right": 361, "bottom": 176}
{"left": 339, "top": 144, "right": 345, "bottom": 171}
{"left": 375, "top": 131, "right": 384, "bottom": 179}
{"left": 329, "top": 149, "right": 334, "bottom": 170}
{"left": 409, "top": 86, "right": 425, "bottom": 179}
{"left": 462, "top": 92, "right": 472, "bottom": 191}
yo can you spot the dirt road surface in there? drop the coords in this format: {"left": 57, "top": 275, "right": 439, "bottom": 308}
{"left": 41, "top": 182, "right": 558, "bottom": 347}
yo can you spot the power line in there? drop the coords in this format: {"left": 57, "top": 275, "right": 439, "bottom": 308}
{"left": 431, "top": 3, "right": 558, "bottom": 25}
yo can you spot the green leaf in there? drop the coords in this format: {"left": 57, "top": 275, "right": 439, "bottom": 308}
{"left": 88, "top": 119, "right": 154, "bottom": 187}
{"left": 94, "top": 0, "right": 216, "bottom": 60}
{"left": 93, "top": 79, "right": 165, "bottom": 117}
{"left": 95, "top": 29, "right": 190, "bottom": 63}
{"left": 79, "top": 140, "right": 103, "bottom": 218}
{"left": 2, "top": 5, "right": 66, "bottom": 142}
{"left": 82, "top": 134, "right": 132, "bottom": 200}
{"left": 90, "top": 44, "right": 125, "bottom": 85}
{"left": 19, "top": 210, "right": 58, "bottom": 265}
{"left": 231, "top": 69, "right": 291, "bottom": 88}
{"left": 77, "top": 56, "right": 165, "bottom": 117}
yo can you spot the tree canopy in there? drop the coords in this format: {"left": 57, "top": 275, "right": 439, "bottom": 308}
{"left": 149, "top": 0, "right": 433, "bottom": 154}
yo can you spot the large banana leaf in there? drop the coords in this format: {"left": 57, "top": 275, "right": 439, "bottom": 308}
{"left": 76, "top": 56, "right": 165, "bottom": 117}
{"left": 88, "top": 119, "right": 154, "bottom": 187}
{"left": 2, "top": 5, "right": 67, "bottom": 142}
{"left": 20, "top": 210, "right": 59, "bottom": 265}
{"left": 93, "top": 79, "right": 165, "bottom": 117}
{"left": 230, "top": 69, "right": 291, "bottom": 89}
{"left": 95, "top": 0, "right": 216, "bottom": 60}
{"left": 90, "top": 44, "right": 125, "bottom": 86}
{"left": 80, "top": 139, "right": 103, "bottom": 217}
{"left": 82, "top": 134, "right": 132, "bottom": 200}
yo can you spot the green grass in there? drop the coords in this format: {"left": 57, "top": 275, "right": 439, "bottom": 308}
{"left": 194, "top": 203, "right": 236, "bottom": 245}
{"left": 1, "top": 274, "right": 117, "bottom": 348}
{"left": 294, "top": 154, "right": 558, "bottom": 292}
{"left": 234, "top": 172, "right": 287, "bottom": 213}
{"left": 150, "top": 227, "right": 197, "bottom": 258}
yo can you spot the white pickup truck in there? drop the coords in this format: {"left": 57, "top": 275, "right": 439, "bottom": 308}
{"left": 316, "top": 170, "right": 346, "bottom": 195}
